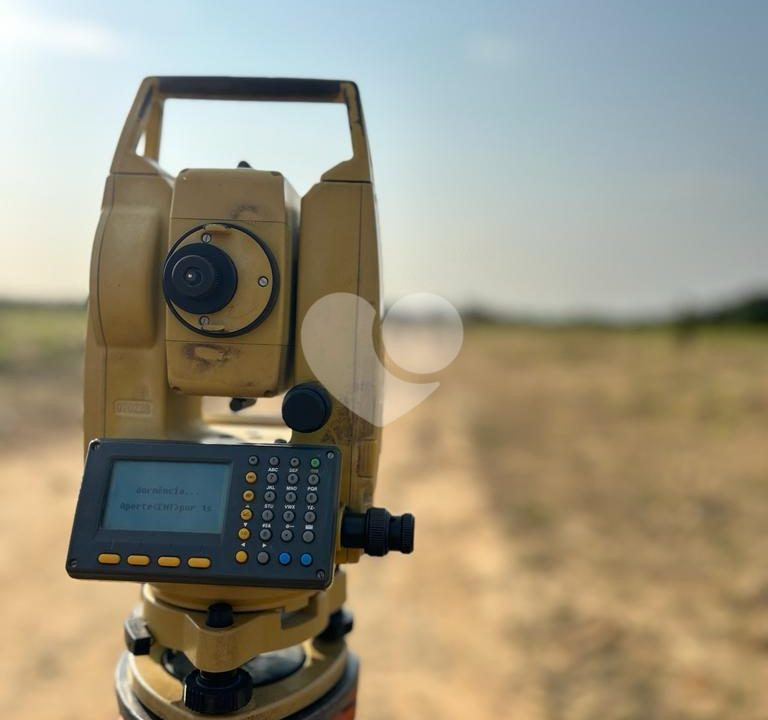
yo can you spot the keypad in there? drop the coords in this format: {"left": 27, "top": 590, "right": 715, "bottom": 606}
{"left": 232, "top": 446, "right": 338, "bottom": 583}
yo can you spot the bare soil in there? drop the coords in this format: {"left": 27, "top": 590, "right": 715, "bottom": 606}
{"left": 3, "top": 324, "right": 768, "bottom": 719}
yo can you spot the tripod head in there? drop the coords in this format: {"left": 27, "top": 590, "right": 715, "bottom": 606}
{"left": 66, "top": 77, "right": 414, "bottom": 719}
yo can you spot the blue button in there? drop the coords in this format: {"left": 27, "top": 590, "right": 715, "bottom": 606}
{"left": 300, "top": 553, "right": 313, "bottom": 567}
{"left": 278, "top": 552, "right": 291, "bottom": 566}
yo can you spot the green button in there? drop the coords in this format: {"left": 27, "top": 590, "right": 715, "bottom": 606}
{"left": 310, "top": 457, "right": 321, "bottom": 469}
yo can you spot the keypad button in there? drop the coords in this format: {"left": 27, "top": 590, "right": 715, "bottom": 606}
{"left": 245, "top": 471, "right": 257, "bottom": 483}
{"left": 310, "top": 457, "right": 321, "bottom": 469}
{"left": 269, "top": 456, "right": 280, "bottom": 467}
{"left": 307, "top": 473, "right": 319, "bottom": 486}
{"left": 302, "top": 531, "right": 315, "bottom": 543}
{"left": 240, "top": 508, "right": 253, "bottom": 521}
{"left": 304, "top": 511, "right": 316, "bottom": 523}
{"left": 264, "top": 490, "right": 276, "bottom": 502}
{"left": 158, "top": 556, "right": 181, "bottom": 567}
{"left": 287, "top": 473, "right": 298, "bottom": 484}
{"left": 242, "top": 489, "right": 255, "bottom": 502}
{"left": 283, "top": 510, "right": 295, "bottom": 522}
{"left": 306, "top": 492, "right": 318, "bottom": 504}
{"left": 278, "top": 552, "right": 292, "bottom": 565}
{"left": 235, "top": 550, "right": 248, "bottom": 564}
{"left": 300, "top": 553, "right": 313, "bottom": 567}
{"left": 188, "top": 557, "right": 211, "bottom": 569}
{"left": 98, "top": 553, "right": 120, "bottom": 565}
{"left": 127, "top": 555, "right": 150, "bottom": 566}
{"left": 290, "top": 457, "right": 300, "bottom": 467}
{"left": 267, "top": 472, "right": 278, "bottom": 484}
{"left": 248, "top": 455, "right": 259, "bottom": 466}
{"left": 257, "top": 551, "right": 269, "bottom": 565}
{"left": 259, "top": 528, "right": 272, "bottom": 541}
{"left": 281, "top": 529, "right": 294, "bottom": 542}
{"left": 285, "top": 491, "right": 297, "bottom": 503}
{"left": 238, "top": 527, "right": 251, "bottom": 540}
{"left": 262, "top": 509, "right": 274, "bottom": 522}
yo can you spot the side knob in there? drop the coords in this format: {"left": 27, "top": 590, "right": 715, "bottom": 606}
{"left": 281, "top": 383, "right": 331, "bottom": 433}
{"left": 341, "top": 508, "right": 415, "bottom": 556}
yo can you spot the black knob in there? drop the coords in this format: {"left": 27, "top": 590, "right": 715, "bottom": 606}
{"left": 341, "top": 508, "right": 415, "bottom": 556}
{"left": 124, "top": 616, "right": 153, "bottom": 656}
{"left": 183, "top": 668, "right": 252, "bottom": 715}
{"left": 282, "top": 383, "right": 331, "bottom": 433}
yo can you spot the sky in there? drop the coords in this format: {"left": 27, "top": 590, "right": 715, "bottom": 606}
{"left": 0, "top": 0, "right": 766, "bottom": 317}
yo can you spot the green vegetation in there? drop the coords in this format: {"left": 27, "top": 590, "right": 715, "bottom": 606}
{"left": 0, "top": 302, "right": 85, "bottom": 374}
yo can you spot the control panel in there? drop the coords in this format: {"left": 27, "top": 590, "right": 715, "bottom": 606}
{"left": 66, "top": 439, "right": 341, "bottom": 590}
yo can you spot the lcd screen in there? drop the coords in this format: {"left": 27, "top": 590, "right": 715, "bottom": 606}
{"left": 101, "top": 460, "right": 231, "bottom": 533}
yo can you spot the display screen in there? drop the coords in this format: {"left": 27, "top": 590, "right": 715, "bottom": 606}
{"left": 101, "top": 460, "right": 231, "bottom": 533}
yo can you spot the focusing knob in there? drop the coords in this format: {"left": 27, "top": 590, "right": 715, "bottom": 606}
{"left": 183, "top": 668, "right": 252, "bottom": 715}
{"left": 282, "top": 383, "right": 332, "bottom": 433}
{"left": 341, "top": 508, "right": 415, "bottom": 556}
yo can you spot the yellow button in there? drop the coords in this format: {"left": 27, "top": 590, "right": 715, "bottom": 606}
{"left": 235, "top": 550, "right": 248, "bottom": 564}
{"left": 238, "top": 527, "right": 251, "bottom": 540}
{"left": 245, "top": 471, "right": 257, "bottom": 483}
{"left": 188, "top": 557, "right": 211, "bottom": 569}
{"left": 127, "top": 555, "right": 150, "bottom": 566}
{"left": 240, "top": 508, "right": 253, "bottom": 521}
{"left": 157, "top": 556, "right": 181, "bottom": 567}
{"left": 98, "top": 553, "right": 120, "bottom": 565}
{"left": 242, "top": 490, "right": 255, "bottom": 502}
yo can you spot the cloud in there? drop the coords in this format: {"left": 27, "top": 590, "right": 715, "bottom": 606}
{"left": 466, "top": 31, "right": 516, "bottom": 69}
{"left": 0, "top": 2, "right": 120, "bottom": 55}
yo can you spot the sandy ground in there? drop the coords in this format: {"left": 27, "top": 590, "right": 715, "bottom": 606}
{"left": 3, "top": 326, "right": 768, "bottom": 719}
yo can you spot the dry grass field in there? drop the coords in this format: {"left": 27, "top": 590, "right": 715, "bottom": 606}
{"left": 2, "top": 305, "right": 768, "bottom": 719}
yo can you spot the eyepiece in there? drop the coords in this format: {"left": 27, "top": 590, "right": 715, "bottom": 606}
{"left": 163, "top": 242, "right": 237, "bottom": 315}
{"left": 171, "top": 255, "right": 218, "bottom": 299}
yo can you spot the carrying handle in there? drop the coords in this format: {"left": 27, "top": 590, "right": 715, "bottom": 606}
{"left": 112, "top": 76, "right": 371, "bottom": 183}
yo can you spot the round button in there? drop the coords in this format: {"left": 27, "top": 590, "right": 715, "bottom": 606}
{"left": 290, "top": 457, "right": 300, "bottom": 467}
{"left": 287, "top": 473, "right": 298, "bottom": 484}
{"left": 248, "top": 456, "right": 259, "bottom": 466}
{"left": 306, "top": 492, "right": 318, "bottom": 504}
{"left": 267, "top": 472, "right": 278, "bottom": 484}
{"left": 240, "top": 508, "right": 253, "bottom": 521}
{"left": 259, "top": 528, "right": 272, "bottom": 541}
{"left": 310, "top": 457, "right": 321, "bottom": 469}
{"left": 300, "top": 553, "right": 313, "bottom": 567}
{"left": 235, "top": 550, "right": 248, "bottom": 564}
{"left": 283, "top": 510, "right": 295, "bottom": 522}
{"left": 285, "top": 491, "right": 297, "bottom": 503}
{"left": 269, "top": 456, "right": 280, "bottom": 467}
{"left": 257, "top": 551, "right": 269, "bottom": 565}
{"left": 264, "top": 490, "right": 276, "bottom": 502}
{"left": 307, "top": 473, "right": 319, "bottom": 486}
{"left": 281, "top": 529, "right": 294, "bottom": 542}
{"left": 302, "top": 530, "right": 315, "bottom": 543}
{"left": 242, "top": 490, "right": 255, "bottom": 502}
{"left": 304, "top": 511, "right": 316, "bottom": 523}
{"left": 278, "top": 552, "right": 292, "bottom": 565}
{"left": 262, "top": 509, "right": 274, "bottom": 522}
{"left": 245, "top": 471, "right": 257, "bottom": 483}
{"left": 238, "top": 527, "right": 251, "bottom": 540}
